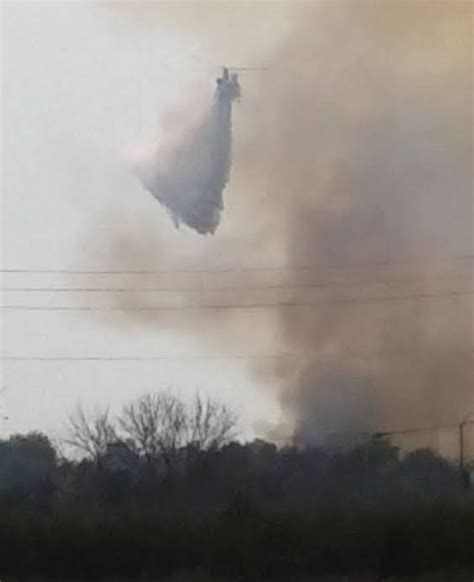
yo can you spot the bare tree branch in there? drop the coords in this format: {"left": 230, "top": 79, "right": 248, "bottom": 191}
{"left": 118, "top": 392, "right": 187, "bottom": 470}
{"left": 118, "top": 390, "right": 238, "bottom": 472}
{"left": 187, "top": 393, "right": 238, "bottom": 451}
{"left": 65, "top": 404, "right": 117, "bottom": 461}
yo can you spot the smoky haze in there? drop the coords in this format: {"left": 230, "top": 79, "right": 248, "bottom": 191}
{"left": 98, "top": 2, "right": 473, "bottom": 447}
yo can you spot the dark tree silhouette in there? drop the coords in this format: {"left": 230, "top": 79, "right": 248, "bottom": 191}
{"left": 66, "top": 404, "right": 117, "bottom": 462}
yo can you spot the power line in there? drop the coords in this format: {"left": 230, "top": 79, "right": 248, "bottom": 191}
{"left": 1, "top": 355, "right": 290, "bottom": 362}
{"left": 373, "top": 419, "right": 474, "bottom": 438}
{"left": 1, "top": 254, "right": 473, "bottom": 276}
{"left": 2, "top": 348, "right": 473, "bottom": 362}
{"left": 0, "top": 354, "right": 326, "bottom": 362}
{"left": 1, "top": 289, "right": 472, "bottom": 312}
{"left": 1, "top": 272, "right": 471, "bottom": 294}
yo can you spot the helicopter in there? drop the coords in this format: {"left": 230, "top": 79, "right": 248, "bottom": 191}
{"left": 215, "top": 67, "right": 241, "bottom": 103}
{"left": 214, "top": 66, "right": 267, "bottom": 103}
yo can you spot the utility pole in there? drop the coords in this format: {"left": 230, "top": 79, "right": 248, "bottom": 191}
{"left": 373, "top": 415, "right": 474, "bottom": 489}
{"left": 459, "top": 415, "right": 474, "bottom": 488}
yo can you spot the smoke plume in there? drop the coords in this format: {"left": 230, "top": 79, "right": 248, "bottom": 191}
{"left": 99, "top": 1, "right": 473, "bottom": 448}
{"left": 241, "top": 1, "right": 473, "bottom": 446}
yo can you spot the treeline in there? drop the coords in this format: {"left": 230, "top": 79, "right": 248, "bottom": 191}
{"left": 0, "top": 390, "right": 473, "bottom": 580}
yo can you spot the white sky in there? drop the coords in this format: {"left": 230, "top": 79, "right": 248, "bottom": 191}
{"left": 1, "top": 0, "right": 292, "bottom": 440}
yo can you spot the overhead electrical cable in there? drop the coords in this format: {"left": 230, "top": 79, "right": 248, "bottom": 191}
{"left": 1, "top": 272, "right": 471, "bottom": 294}
{"left": 1, "top": 254, "right": 473, "bottom": 276}
{"left": 2, "top": 348, "right": 473, "bottom": 362}
{"left": 1, "top": 289, "right": 472, "bottom": 312}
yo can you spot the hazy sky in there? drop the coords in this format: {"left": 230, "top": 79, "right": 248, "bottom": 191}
{"left": 1, "top": 1, "right": 472, "bottom": 452}
{"left": 1, "top": 1, "right": 292, "bottom": 439}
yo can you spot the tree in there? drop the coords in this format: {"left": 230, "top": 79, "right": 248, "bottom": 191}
{"left": 187, "top": 393, "right": 237, "bottom": 451}
{"left": 118, "top": 391, "right": 238, "bottom": 472}
{"left": 118, "top": 391, "right": 187, "bottom": 471}
{"left": 0, "top": 432, "right": 57, "bottom": 504}
{"left": 66, "top": 404, "right": 117, "bottom": 462}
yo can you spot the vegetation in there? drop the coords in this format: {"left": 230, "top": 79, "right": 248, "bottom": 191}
{"left": 0, "top": 390, "right": 473, "bottom": 580}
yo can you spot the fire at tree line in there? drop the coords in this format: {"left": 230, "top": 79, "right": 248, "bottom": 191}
{"left": 0, "top": 390, "right": 473, "bottom": 580}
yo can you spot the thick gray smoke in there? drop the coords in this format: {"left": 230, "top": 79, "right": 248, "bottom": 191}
{"left": 241, "top": 1, "right": 474, "bottom": 448}
{"left": 98, "top": 2, "right": 473, "bottom": 452}
{"left": 133, "top": 69, "right": 240, "bottom": 235}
